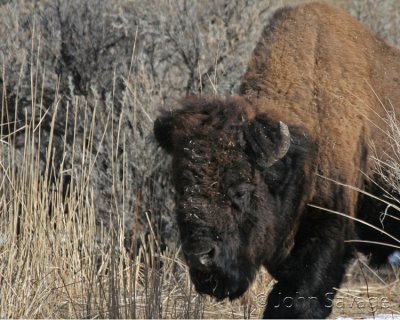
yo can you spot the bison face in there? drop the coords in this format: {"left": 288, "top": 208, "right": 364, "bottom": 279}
{"left": 173, "top": 150, "right": 263, "bottom": 300}
{"left": 154, "top": 98, "right": 306, "bottom": 300}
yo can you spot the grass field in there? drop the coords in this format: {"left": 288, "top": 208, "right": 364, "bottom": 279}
{"left": 0, "top": 0, "right": 399, "bottom": 318}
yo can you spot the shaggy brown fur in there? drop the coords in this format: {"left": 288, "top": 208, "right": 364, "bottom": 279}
{"left": 240, "top": 2, "right": 400, "bottom": 217}
{"left": 154, "top": 2, "right": 400, "bottom": 319}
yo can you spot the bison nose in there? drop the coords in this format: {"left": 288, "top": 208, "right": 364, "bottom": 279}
{"left": 185, "top": 246, "right": 217, "bottom": 270}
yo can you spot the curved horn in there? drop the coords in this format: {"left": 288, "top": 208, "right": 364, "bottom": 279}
{"left": 265, "top": 121, "right": 290, "bottom": 167}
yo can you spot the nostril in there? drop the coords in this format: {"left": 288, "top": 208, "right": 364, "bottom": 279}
{"left": 206, "top": 247, "right": 215, "bottom": 259}
{"left": 198, "top": 247, "right": 216, "bottom": 267}
{"left": 184, "top": 243, "right": 219, "bottom": 270}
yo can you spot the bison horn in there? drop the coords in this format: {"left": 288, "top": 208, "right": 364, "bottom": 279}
{"left": 265, "top": 121, "right": 291, "bottom": 167}
{"left": 243, "top": 118, "right": 291, "bottom": 169}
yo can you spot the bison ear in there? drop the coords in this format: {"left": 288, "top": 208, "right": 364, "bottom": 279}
{"left": 154, "top": 114, "right": 175, "bottom": 154}
{"left": 242, "top": 116, "right": 290, "bottom": 169}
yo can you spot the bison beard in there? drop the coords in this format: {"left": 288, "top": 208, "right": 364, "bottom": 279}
{"left": 187, "top": 257, "right": 253, "bottom": 301}
{"left": 179, "top": 218, "right": 255, "bottom": 300}
{"left": 154, "top": 2, "right": 400, "bottom": 319}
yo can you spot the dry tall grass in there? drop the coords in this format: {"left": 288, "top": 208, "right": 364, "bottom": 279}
{"left": 1, "top": 69, "right": 398, "bottom": 319}
{"left": 0, "top": 0, "right": 399, "bottom": 319}
{"left": 0, "top": 61, "right": 273, "bottom": 318}
{"left": 1, "top": 49, "right": 399, "bottom": 320}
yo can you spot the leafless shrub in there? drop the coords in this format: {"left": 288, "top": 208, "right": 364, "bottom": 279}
{"left": 1, "top": 0, "right": 400, "bottom": 318}
{"left": 345, "top": 0, "right": 400, "bottom": 46}
{"left": 0, "top": 0, "right": 280, "bottom": 248}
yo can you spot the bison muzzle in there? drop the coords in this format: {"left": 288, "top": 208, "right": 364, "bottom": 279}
{"left": 154, "top": 2, "right": 400, "bottom": 319}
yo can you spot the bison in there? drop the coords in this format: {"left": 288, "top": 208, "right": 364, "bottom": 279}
{"left": 154, "top": 2, "right": 400, "bottom": 318}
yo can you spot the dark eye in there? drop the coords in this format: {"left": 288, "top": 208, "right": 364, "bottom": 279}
{"left": 227, "top": 183, "right": 255, "bottom": 210}
{"left": 263, "top": 159, "right": 288, "bottom": 194}
{"left": 234, "top": 183, "right": 255, "bottom": 196}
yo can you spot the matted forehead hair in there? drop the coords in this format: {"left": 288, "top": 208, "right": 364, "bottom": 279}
{"left": 154, "top": 96, "right": 255, "bottom": 152}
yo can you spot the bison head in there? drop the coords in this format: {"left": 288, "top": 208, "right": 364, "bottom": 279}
{"left": 154, "top": 97, "right": 311, "bottom": 300}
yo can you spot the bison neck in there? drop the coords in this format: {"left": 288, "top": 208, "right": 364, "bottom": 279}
{"left": 239, "top": 2, "right": 400, "bottom": 220}
{"left": 259, "top": 127, "right": 318, "bottom": 271}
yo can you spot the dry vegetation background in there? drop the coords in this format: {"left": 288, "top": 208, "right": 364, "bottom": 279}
{"left": 0, "top": 0, "right": 399, "bottom": 318}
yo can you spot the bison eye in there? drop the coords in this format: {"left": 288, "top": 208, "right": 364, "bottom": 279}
{"left": 227, "top": 183, "right": 255, "bottom": 211}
